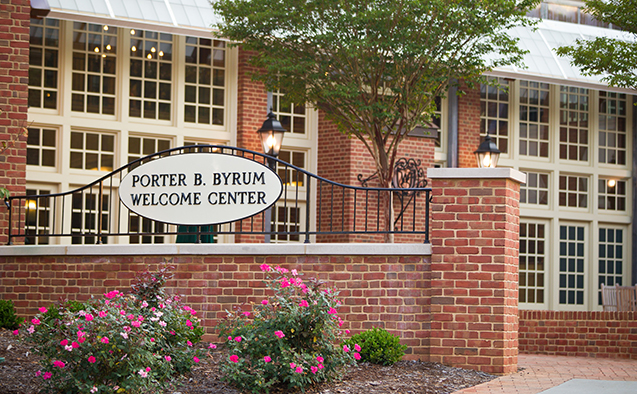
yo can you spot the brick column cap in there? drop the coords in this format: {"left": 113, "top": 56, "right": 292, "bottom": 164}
{"left": 428, "top": 168, "right": 526, "bottom": 184}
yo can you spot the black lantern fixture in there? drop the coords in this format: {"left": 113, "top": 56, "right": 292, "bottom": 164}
{"left": 257, "top": 112, "right": 286, "bottom": 158}
{"left": 474, "top": 133, "right": 501, "bottom": 168}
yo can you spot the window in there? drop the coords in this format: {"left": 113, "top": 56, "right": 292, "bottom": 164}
{"left": 184, "top": 140, "right": 220, "bottom": 153}
{"left": 559, "top": 175, "right": 588, "bottom": 208}
{"left": 519, "top": 222, "right": 546, "bottom": 304}
{"left": 272, "top": 149, "right": 307, "bottom": 243}
{"left": 27, "top": 127, "right": 56, "bottom": 167}
{"left": 271, "top": 204, "right": 304, "bottom": 243}
{"left": 71, "top": 22, "right": 118, "bottom": 115}
{"left": 558, "top": 224, "right": 586, "bottom": 305}
{"left": 597, "top": 227, "right": 625, "bottom": 305}
{"left": 480, "top": 78, "right": 509, "bottom": 153}
{"left": 128, "top": 136, "right": 171, "bottom": 163}
{"left": 127, "top": 136, "right": 171, "bottom": 244}
{"left": 559, "top": 86, "right": 589, "bottom": 161}
{"left": 272, "top": 90, "right": 306, "bottom": 135}
{"left": 29, "top": 18, "right": 59, "bottom": 109}
{"left": 521, "top": 172, "right": 549, "bottom": 205}
{"left": 277, "top": 150, "right": 306, "bottom": 187}
{"left": 519, "top": 81, "right": 550, "bottom": 158}
{"left": 71, "top": 190, "right": 109, "bottom": 244}
{"left": 598, "top": 92, "right": 627, "bottom": 165}
{"left": 432, "top": 96, "right": 443, "bottom": 148}
{"left": 70, "top": 131, "right": 115, "bottom": 171}
{"left": 598, "top": 179, "right": 626, "bottom": 211}
{"left": 25, "top": 187, "right": 51, "bottom": 245}
{"left": 184, "top": 37, "right": 225, "bottom": 125}
{"left": 129, "top": 30, "right": 173, "bottom": 120}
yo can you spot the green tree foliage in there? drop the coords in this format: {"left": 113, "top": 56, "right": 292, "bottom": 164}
{"left": 213, "top": 0, "right": 537, "bottom": 191}
{"left": 556, "top": 0, "right": 637, "bottom": 90}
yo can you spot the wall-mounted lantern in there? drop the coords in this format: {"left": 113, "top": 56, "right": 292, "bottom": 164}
{"left": 474, "top": 133, "right": 501, "bottom": 168}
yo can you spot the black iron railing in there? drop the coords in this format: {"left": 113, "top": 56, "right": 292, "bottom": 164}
{"left": 5, "top": 146, "right": 431, "bottom": 245}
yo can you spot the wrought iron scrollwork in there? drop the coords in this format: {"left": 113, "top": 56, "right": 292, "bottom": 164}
{"left": 391, "top": 158, "right": 428, "bottom": 192}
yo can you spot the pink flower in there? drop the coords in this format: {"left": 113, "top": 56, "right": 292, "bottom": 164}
{"left": 35, "top": 370, "right": 41, "bottom": 377}
{"left": 343, "top": 345, "right": 350, "bottom": 352}
{"left": 209, "top": 343, "right": 217, "bottom": 349}
{"left": 53, "top": 360, "right": 65, "bottom": 368}
{"left": 242, "top": 311, "right": 250, "bottom": 317}
{"left": 150, "top": 338, "right": 155, "bottom": 342}
{"left": 311, "top": 366, "right": 318, "bottom": 374}
{"left": 230, "top": 355, "right": 239, "bottom": 363}
{"left": 227, "top": 336, "right": 232, "bottom": 341}
{"left": 43, "top": 372, "right": 52, "bottom": 380}
{"left": 193, "top": 356, "right": 200, "bottom": 363}
{"left": 146, "top": 367, "right": 151, "bottom": 372}
{"left": 187, "top": 340, "right": 193, "bottom": 346}
{"left": 316, "top": 356, "right": 324, "bottom": 363}
{"left": 290, "top": 362, "right": 296, "bottom": 369}
{"left": 101, "top": 337, "right": 109, "bottom": 344}
{"left": 120, "top": 310, "right": 126, "bottom": 316}
{"left": 261, "top": 300, "right": 268, "bottom": 305}
{"left": 90, "top": 386, "right": 97, "bottom": 393}
{"left": 131, "top": 321, "right": 141, "bottom": 328}
{"left": 79, "top": 337, "right": 86, "bottom": 344}
{"left": 32, "top": 318, "right": 41, "bottom": 325}
{"left": 72, "top": 342, "right": 79, "bottom": 348}
{"left": 88, "top": 356, "right": 96, "bottom": 363}
{"left": 64, "top": 345, "right": 73, "bottom": 352}
{"left": 345, "top": 330, "right": 350, "bottom": 334}
{"left": 354, "top": 352, "right": 361, "bottom": 360}
{"left": 318, "top": 363, "right": 324, "bottom": 370}
{"left": 85, "top": 314, "right": 94, "bottom": 322}
{"left": 165, "top": 355, "right": 172, "bottom": 362}
{"left": 274, "top": 330, "right": 285, "bottom": 339}
{"left": 12, "top": 330, "right": 18, "bottom": 335}
{"left": 159, "top": 321, "right": 167, "bottom": 327}
{"left": 260, "top": 263, "right": 271, "bottom": 272}
{"left": 280, "top": 279, "right": 290, "bottom": 288}
{"left": 98, "top": 311, "right": 107, "bottom": 318}
{"left": 328, "top": 308, "right": 337, "bottom": 314}
{"left": 299, "top": 300, "right": 309, "bottom": 307}
{"left": 27, "top": 325, "right": 35, "bottom": 334}
{"left": 264, "top": 356, "right": 271, "bottom": 362}
{"left": 60, "top": 339, "right": 69, "bottom": 346}
{"left": 141, "top": 301, "right": 148, "bottom": 308}
{"left": 38, "top": 307, "right": 47, "bottom": 313}
{"left": 120, "top": 332, "right": 128, "bottom": 339}
{"left": 234, "top": 336, "right": 241, "bottom": 342}
{"left": 138, "top": 369, "right": 148, "bottom": 378}
{"left": 354, "top": 344, "right": 361, "bottom": 352}
{"left": 291, "top": 269, "right": 298, "bottom": 276}
{"left": 295, "top": 366, "right": 303, "bottom": 373}
{"left": 186, "top": 320, "right": 193, "bottom": 327}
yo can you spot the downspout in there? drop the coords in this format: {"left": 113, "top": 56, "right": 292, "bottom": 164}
{"left": 447, "top": 81, "right": 459, "bottom": 168}
{"left": 629, "top": 96, "right": 637, "bottom": 284}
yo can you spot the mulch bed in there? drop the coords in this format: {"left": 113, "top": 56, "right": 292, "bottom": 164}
{"left": 0, "top": 329, "right": 495, "bottom": 393}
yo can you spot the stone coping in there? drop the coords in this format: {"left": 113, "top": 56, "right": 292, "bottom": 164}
{"left": 0, "top": 243, "right": 431, "bottom": 257}
{"left": 428, "top": 167, "right": 527, "bottom": 184}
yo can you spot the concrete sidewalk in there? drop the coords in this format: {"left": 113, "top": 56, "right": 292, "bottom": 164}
{"left": 454, "top": 354, "right": 637, "bottom": 394}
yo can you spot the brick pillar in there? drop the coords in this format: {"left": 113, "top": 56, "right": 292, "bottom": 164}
{"left": 0, "top": 0, "right": 30, "bottom": 245}
{"left": 427, "top": 168, "right": 525, "bottom": 374}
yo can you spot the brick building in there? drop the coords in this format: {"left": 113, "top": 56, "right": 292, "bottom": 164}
{"left": 0, "top": 0, "right": 635, "bottom": 315}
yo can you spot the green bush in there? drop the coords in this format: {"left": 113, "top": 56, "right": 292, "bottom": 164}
{"left": 0, "top": 299, "right": 23, "bottom": 330}
{"left": 343, "top": 327, "right": 407, "bottom": 366}
{"left": 216, "top": 265, "right": 361, "bottom": 393}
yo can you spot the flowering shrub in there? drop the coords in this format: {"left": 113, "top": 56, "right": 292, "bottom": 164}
{"left": 217, "top": 265, "right": 361, "bottom": 393}
{"left": 17, "top": 266, "right": 207, "bottom": 394}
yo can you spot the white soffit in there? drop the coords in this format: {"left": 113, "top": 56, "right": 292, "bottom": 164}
{"left": 489, "top": 19, "right": 636, "bottom": 94}
{"left": 46, "top": 0, "right": 223, "bottom": 39}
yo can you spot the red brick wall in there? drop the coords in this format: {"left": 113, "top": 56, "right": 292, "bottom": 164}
{"left": 0, "top": 0, "right": 29, "bottom": 244}
{"left": 457, "top": 82, "right": 481, "bottom": 168}
{"left": 0, "top": 253, "right": 431, "bottom": 359}
{"left": 429, "top": 174, "right": 521, "bottom": 374}
{"left": 519, "top": 310, "right": 637, "bottom": 360}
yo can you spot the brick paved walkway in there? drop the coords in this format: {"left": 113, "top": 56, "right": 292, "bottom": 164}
{"left": 454, "top": 354, "right": 637, "bottom": 394}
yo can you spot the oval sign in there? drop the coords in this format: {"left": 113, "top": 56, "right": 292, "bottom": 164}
{"left": 119, "top": 153, "right": 283, "bottom": 225}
